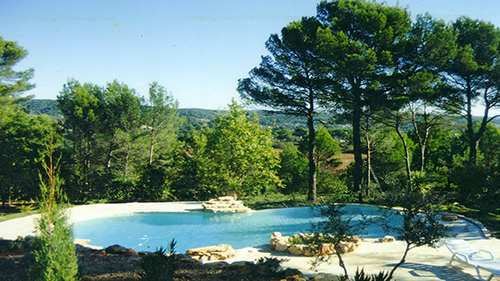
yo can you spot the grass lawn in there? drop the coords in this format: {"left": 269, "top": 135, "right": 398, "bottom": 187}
{"left": 0, "top": 204, "right": 38, "bottom": 223}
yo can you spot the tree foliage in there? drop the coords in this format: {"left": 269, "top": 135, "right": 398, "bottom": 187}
{"left": 194, "top": 100, "right": 281, "bottom": 197}
{"left": 238, "top": 16, "right": 332, "bottom": 201}
{"left": 384, "top": 191, "right": 450, "bottom": 279}
{"left": 57, "top": 79, "right": 179, "bottom": 201}
{"left": 30, "top": 136, "right": 79, "bottom": 281}
{"left": 0, "top": 36, "right": 34, "bottom": 111}
{"left": 144, "top": 82, "right": 179, "bottom": 165}
{"left": 316, "top": 0, "right": 411, "bottom": 201}
{"left": 0, "top": 112, "right": 55, "bottom": 205}
{"left": 278, "top": 143, "right": 308, "bottom": 195}
{"left": 443, "top": 17, "right": 500, "bottom": 165}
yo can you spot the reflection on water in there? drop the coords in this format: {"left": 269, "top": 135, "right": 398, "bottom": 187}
{"left": 203, "top": 211, "right": 253, "bottom": 223}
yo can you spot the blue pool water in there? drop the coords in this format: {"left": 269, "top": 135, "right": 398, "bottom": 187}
{"left": 73, "top": 205, "right": 398, "bottom": 253}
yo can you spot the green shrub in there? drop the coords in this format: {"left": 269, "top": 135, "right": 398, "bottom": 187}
{"left": 250, "top": 257, "right": 289, "bottom": 279}
{"left": 18, "top": 204, "right": 36, "bottom": 213}
{"left": 352, "top": 268, "right": 392, "bottom": 281}
{"left": 140, "top": 239, "right": 178, "bottom": 281}
{"left": 287, "top": 234, "right": 336, "bottom": 246}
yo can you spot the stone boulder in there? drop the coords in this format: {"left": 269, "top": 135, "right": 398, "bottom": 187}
{"left": 380, "top": 235, "right": 396, "bottom": 243}
{"left": 270, "top": 232, "right": 361, "bottom": 256}
{"left": 314, "top": 273, "right": 341, "bottom": 281}
{"left": 186, "top": 244, "right": 236, "bottom": 261}
{"left": 202, "top": 196, "right": 251, "bottom": 213}
{"left": 104, "top": 244, "right": 138, "bottom": 256}
{"left": 441, "top": 214, "right": 458, "bottom": 221}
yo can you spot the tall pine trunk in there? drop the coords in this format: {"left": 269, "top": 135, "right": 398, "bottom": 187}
{"left": 353, "top": 93, "right": 363, "bottom": 202}
{"left": 149, "top": 128, "right": 155, "bottom": 165}
{"left": 365, "top": 132, "right": 371, "bottom": 197}
{"left": 124, "top": 130, "right": 131, "bottom": 177}
{"left": 411, "top": 109, "right": 429, "bottom": 172}
{"left": 307, "top": 113, "right": 317, "bottom": 202}
{"left": 396, "top": 125, "right": 412, "bottom": 190}
{"left": 466, "top": 83, "right": 477, "bottom": 165}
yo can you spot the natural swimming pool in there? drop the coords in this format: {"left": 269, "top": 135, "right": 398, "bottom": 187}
{"left": 73, "top": 205, "right": 400, "bottom": 252}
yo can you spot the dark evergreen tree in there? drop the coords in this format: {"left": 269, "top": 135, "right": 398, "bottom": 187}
{"left": 0, "top": 37, "right": 34, "bottom": 112}
{"left": 316, "top": 0, "right": 411, "bottom": 201}
{"left": 238, "top": 17, "right": 331, "bottom": 201}
{"left": 443, "top": 17, "right": 500, "bottom": 165}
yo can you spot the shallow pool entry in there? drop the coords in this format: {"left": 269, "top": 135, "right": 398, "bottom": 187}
{"left": 73, "top": 205, "right": 401, "bottom": 253}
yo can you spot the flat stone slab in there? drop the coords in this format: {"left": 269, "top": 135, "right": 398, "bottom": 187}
{"left": 186, "top": 244, "right": 236, "bottom": 261}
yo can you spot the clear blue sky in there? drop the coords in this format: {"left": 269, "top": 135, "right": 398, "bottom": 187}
{"left": 2, "top": 0, "right": 500, "bottom": 110}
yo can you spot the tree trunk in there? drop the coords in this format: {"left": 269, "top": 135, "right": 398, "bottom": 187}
{"left": 124, "top": 130, "right": 131, "bottom": 177}
{"left": 353, "top": 96, "right": 363, "bottom": 202}
{"left": 106, "top": 141, "right": 114, "bottom": 170}
{"left": 465, "top": 81, "right": 477, "bottom": 165}
{"left": 8, "top": 186, "right": 12, "bottom": 206}
{"left": 411, "top": 109, "right": 428, "bottom": 172}
{"left": 149, "top": 128, "right": 155, "bottom": 165}
{"left": 395, "top": 122, "right": 412, "bottom": 190}
{"left": 365, "top": 132, "right": 371, "bottom": 197}
{"left": 419, "top": 144, "right": 426, "bottom": 172}
{"left": 335, "top": 250, "right": 349, "bottom": 278}
{"left": 307, "top": 113, "right": 316, "bottom": 202}
{"left": 370, "top": 165, "right": 380, "bottom": 186}
{"left": 468, "top": 87, "right": 493, "bottom": 166}
{"left": 389, "top": 243, "right": 411, "bottom": 279}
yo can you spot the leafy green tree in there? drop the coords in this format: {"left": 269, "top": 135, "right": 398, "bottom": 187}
{"left": 278, "top": 143, "right": 308, "bottom": 194}
{"left": 314, "top": 125, "right": 341, "bottom": 172}
{"left": 177, "top": 116, "right": 204, "bottom": 147}
{"left": 378, "top": 109, "right": 416, "bottom": 189}
{"left": 58, "top": 80, "right": 174, "bottom": 201}
{"left": 57, "top": 80, "right": 106, "bottom": 199}
{"left": 238, "top": 17, "right": 331, "bottom": 201}
{"left": 384, "top": 191, "right": 450, "bottom": 279}
{"left": 133, "top": 160, "right": 176, "bottom": 201}
{"left": 425, "top": 124, "right": 458, "bottom": 175}
{"left": 361, "top": 111, "right": 384, "bottom": 196}
{"left": 443, "top": 17, "right": 500, "bottom": 165}
{"left": 0, "top": 37, "right": 34, "bottom": 114}
{"left": 478, "top": 123, "right": 500, "bottom": 174}
{"left": 316, "top": 0, "right": 411, "bottom": 201}
{"left": 397, "top": 15, "right": 456, "bottom": 172}
{"left": 451, "top": 122, "right": 500, "bottom": 205}
{"left": 194, "top": 101, "right": 281, "bottom": 196}
{"left": 310, "top": 203, "right": 366, "bottom": 279}
{"left": 0, "top": 38, "right": 41, "bottom": 205}
{"left": 0, "top": 112, "right": 55, "bottom": 205}
{"left": 272, "top": 126, "right": 294, "bottom": 148}
{"left": 144, "top": 82, "right": 179, "bottom": 165}
{"left": 103, "top": 80, "right": 142, "bottom": 177}
{"left": 370, "top": 129, "right": 408, "bottom": 190}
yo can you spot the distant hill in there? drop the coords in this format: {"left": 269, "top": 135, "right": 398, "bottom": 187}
{"left": 22, "top": 99, "right": 500, "bottom": 128}
{"left": 23, "top": 99, "right": 62, "bottom": 118}
{"left": 178, "top": 108, "right": 217, "bottom": 122}
{"left": 23, "top": 99, "right": 316, "bottom": 128}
